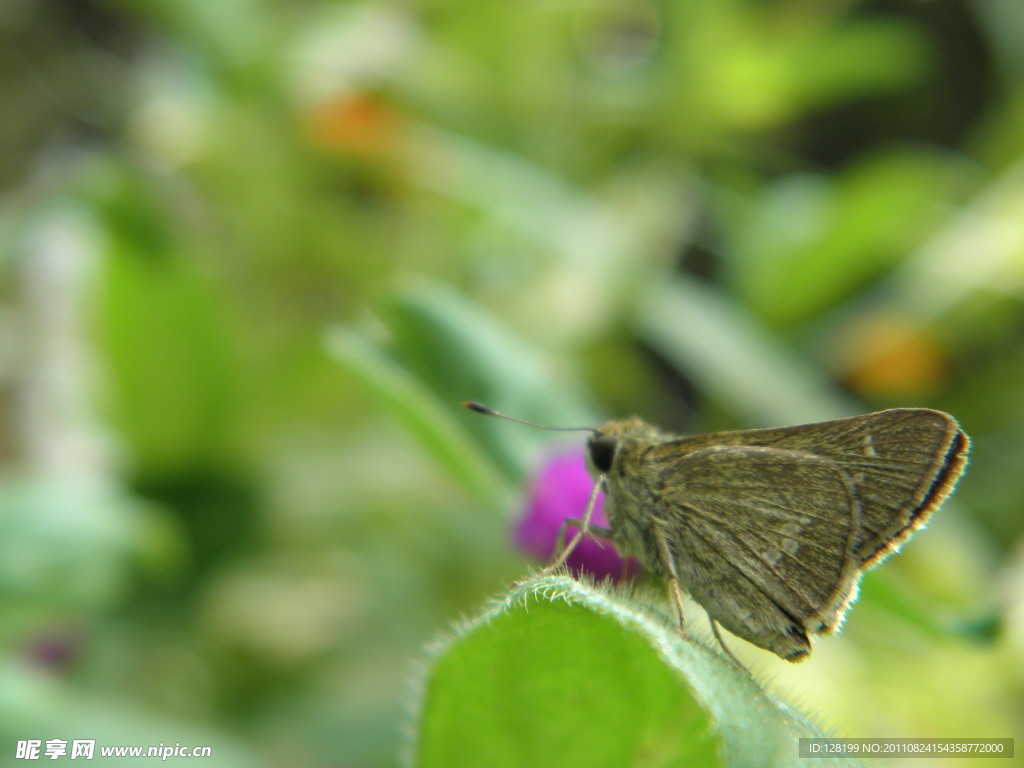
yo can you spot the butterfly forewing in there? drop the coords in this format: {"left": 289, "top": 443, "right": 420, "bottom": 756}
{"left": 650, "top": 409, "right": 969, "bottom": 569}
{"left": 651, "top": 446, "right": 862, "bottom": 657}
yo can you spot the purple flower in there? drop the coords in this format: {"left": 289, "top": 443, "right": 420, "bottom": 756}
{"left": 513, "top": 449, "right": 635, "bottom": 582}
{"left": 24, "top": 625, "right": 84, "bottom": 673}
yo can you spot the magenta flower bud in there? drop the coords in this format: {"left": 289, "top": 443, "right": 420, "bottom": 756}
{"left": 513, "top": 449, "right": 635, "bottom": 582}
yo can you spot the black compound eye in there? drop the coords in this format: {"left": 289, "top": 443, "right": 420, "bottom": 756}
{"left": 588, "top": 435, "right": 617, "bottom": 473}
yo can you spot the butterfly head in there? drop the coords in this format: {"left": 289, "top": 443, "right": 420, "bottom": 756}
{"left": 586, "top": 418, "right": 664, "bottom": 476}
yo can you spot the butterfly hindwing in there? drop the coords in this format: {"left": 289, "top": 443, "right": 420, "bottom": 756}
{"left": 650, "top": 445, "right": 862, "bottom": 659}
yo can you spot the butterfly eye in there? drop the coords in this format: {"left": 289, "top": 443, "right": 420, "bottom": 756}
{"left": 588, "top": 435, "right": 618, "bottom": 473}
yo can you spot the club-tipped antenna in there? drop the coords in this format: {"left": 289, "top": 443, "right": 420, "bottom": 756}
{"left": 462, "top": 401, "right": 596, "bottom": 433}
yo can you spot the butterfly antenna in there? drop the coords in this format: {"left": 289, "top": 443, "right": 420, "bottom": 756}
{"left": 462, "top": 401, "right": 596, "bottom": 433}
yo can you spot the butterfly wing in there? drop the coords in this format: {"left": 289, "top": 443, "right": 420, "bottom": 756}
{"left": 654, "top": 409, "right": 968, "bottom": 569}
{"left": 650, "top": 445, "right": 862, "bottom": 661}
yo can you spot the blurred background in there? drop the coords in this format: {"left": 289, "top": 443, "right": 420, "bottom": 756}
{"left": 1, "top": 0, "right": 1023, "bottom": 765}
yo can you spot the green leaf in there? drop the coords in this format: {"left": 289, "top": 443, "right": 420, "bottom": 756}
{"left": 412, "top": 574, "right": 858, "bottom": 768}
{"left": 97, "top": 243, "right": 243, "bottom": 473}
{"left": 729, "top": 151, "right": 968, "bottom": 327}
{"left": 325, "top": 326, "right": 510, "bottom": 510}
{"left": 386, "top": 283, "right": 598, "bottom": 478}
{"left": 786, "top": 19, "right": 931, "bottom": 111}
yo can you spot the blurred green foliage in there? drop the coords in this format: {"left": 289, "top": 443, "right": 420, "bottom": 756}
{"left": 1, "top": 0, "right": 1023, "bottom": 765}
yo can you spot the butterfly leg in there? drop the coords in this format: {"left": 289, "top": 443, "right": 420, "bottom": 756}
{"left": 619, "top": 558, "right": 634, "bottom": 582}
{"left": 652, "top": 524, "right": 687, "bottom": 637}
{"left": 667, "top": 578, "right": 687, "bottom": 636}
{"left": 542, "top": 477, "right": 608, "bottom": 573}
{"left": 710, "top": 618, "right": 743, "bottom": 667}
{"left": 553, "top": 518, "right": 613, "bottom": 558}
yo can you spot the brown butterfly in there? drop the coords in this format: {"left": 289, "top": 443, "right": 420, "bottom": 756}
{"left": 466, "top": 403, "right": 969, "bottom": 662}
